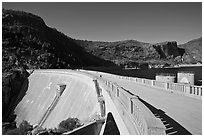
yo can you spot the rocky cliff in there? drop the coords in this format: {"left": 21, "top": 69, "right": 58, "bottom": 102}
{"left": 77, "top": 40, "right": 190, "bottom": 68}
{"left": 2, "top": 67, "right": 30, "bottom": 122}
{"left": 178, "top": 37, "right": 202, "bottom": 64}
{"left": 153, "top": 41, "right": 181, "bottom": 58}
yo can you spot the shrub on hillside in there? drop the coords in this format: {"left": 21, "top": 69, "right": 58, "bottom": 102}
{"left": 4, "top": 120, "right": 33, "bottom": 135}
{"left": 58, "top": 117, "right": 83, "bottom": 133}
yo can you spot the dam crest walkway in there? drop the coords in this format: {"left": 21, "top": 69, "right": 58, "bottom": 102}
{"left": 14, "top": 69, "right": 202, "bottom": 135}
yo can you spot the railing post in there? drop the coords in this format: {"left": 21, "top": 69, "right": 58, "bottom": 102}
{"left": 200, "top": 88, "right": 202, "bottom": 96}
{"left": 193, "top": 87, "right": 195, "bottom": 94}
{"left": 185, "top": 85, "right": 191, "bottom": 95}
{"left": 165, "top": 83, "right": 169, "bottom": 90}
{"left": 93, "top": 79, "right": 102, "bottom": 97}
{"left": 152, "top": 80, "right": 155, "bottom": 86}
{"left": 93, "top": 79, "right": 106, "bottom": 118}
{"left": 182, "top": 85, "right": 185, "bottom": 93}
{"left": 151, "top": 80, "right": 154, "bottom": 86}
{"left": 98, "top": 96, "right": 106, "bottom": 117}
{"left": 116, "top": 87, "right": 119, "bottom": 97}
{"left": 196, "top": 87, "right": 199, "bottom": 95}
{"left": 190, "top": 86, "right": 193, "bottom": 94}
{"left": 142, "top": 79, "right": 145, "bottom": 84}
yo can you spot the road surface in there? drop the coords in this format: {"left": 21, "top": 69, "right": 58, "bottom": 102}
{"left": 97, "top": 73, "right": 202, "bottom": 135}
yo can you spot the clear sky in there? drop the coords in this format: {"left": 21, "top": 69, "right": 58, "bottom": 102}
{"left": 2, "top": 2, "right": 202, "bottom": 44}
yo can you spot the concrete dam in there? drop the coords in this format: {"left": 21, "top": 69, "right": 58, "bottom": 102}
{"left": 13, "top": 69, "right": 202, "bottom": 135}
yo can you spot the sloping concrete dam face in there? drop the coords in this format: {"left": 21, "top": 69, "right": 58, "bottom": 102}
{"left": 14, "top": 70, "right": 101, "bottom": 129}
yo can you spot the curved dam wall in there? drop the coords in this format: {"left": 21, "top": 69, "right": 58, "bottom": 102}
{"left": 14, "top": 70, "right": 100, "bottom": 129}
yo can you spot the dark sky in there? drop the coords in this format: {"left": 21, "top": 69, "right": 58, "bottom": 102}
{"left": 2, "top": 2, "right": 202, "bottom": 44}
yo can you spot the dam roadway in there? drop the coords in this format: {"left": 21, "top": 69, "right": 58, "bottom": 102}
{"left": 14, "top": 69, "right": 202, "bottom": 135}
{"left": 87, "top": 70, "right": 202, "bottom": 135}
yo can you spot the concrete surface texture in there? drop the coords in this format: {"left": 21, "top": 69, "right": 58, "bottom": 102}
{"left": 99, "top": 85, "right": 131, "bottom": 134}
{"left": 14, "top": 70, "right": 100, "bottom": 129}
{"left": 13, "top": 69, "right": 202, "bottom": 135}
{"left": 96, "top": 72, "right": 202, "bottom": 135}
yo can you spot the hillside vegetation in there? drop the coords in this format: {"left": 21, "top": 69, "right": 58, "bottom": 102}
{"left": 3, "top": 9, "right": 202, "bottom": 71}
{"left": 178, "top": 37, "right": 202, "bottom": 64}
{"left": 76, "top": 39, "right": 201, "bottom": 68}
{"left": 2, "top": 9, "right": 115, "bottom": 73}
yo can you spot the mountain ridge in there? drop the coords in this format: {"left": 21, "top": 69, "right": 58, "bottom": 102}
{"left": 2, "top": 9, "right": 202, "bottom": 71}
{"left": 2, "top": 9, "right": 115, "bottom": 73}
{"left": 178, "top": 37, "right": 202, "bottom": 64}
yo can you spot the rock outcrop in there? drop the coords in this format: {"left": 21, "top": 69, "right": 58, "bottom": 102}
{"left": 178, "top": 37, "right": 202, "bottom": 63}
{"left": 2, "top": 67, "right": 30, "bottom": 122}
{"left": 152, "top": 41, "right": 180, "bottom": 58}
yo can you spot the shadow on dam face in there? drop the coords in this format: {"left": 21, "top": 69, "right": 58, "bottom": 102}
{"left": 137, "top": 97, "right": 192, "bottom": 135}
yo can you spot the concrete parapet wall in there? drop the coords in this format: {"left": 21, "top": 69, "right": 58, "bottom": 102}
{"left": 143, "top": 79, "right": 153, "bottom": 85}
{"left": 168, "top": 83, "right": 185, "bottom": 92}
{"left": 101, "top": 80, "right": 140, "bottom": 134}
{"left": 103, "top": 79, "right": 166, "bottom": 135}
{"left": 190, "top": 85, "right": 202, "bottom": 96}
{"left": 90, "top": 70, "right": 202, "bottom": 99}
{"left": 152, "top": 80, "right": 167, "bottom": 89}
{"left": 117, "top": 87, "right": 133, "bottom": 113}
{"left": 136, "top": 78, "right": 143, "bottom": 83}
{"left": 131, "top": 98, "right": 166, "bottom": 135}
